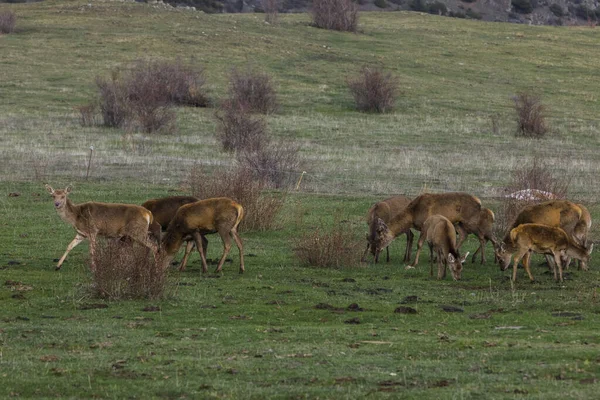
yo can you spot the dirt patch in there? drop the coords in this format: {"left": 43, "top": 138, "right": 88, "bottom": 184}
{"left": 347, "top": 303, "right": 364, "bottom": 312}
{"left": 440, "top": 305, "right": 464, "bottom": 313}
{"left": 394, "top": 306, "right": 417, "bottom": 314}
{"left": 142, "top": 306, "right": 161, "bottom": 312}
{"left": 400, "top": 295, "right": 419, "bottom": 304}
{"left": 344, "top": 317, "right": 361, "bottom": 324}
{"left": 341, "top": 278, "right": 356, "bottom": 283}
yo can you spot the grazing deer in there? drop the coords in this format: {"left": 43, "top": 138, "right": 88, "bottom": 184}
{"left": 496, "top": 200, "right": 588, "bottom": 270}
{"left": 496, "top": 223, "right": 593, "bottom": 282}
{"left": 572, "top": 203, "right": 592, "bottom": 270}
{"left": 372, "top": 192, "right": 483, "bottom": 267}
{"left": 45, "top": 185, "right": 159, "bottom": 271}
{"left": 142, "top": 195, "right": 203, "bottom": 271}
{"left": 362, "top": 195, "right": 414, "bottom": 263}
{"left": 456, "top": 207, "right": 498, "bottom": 265}
{"left": 421, "top": 215, "right": 468, "bottom": 280}
{"left": 162, "top": 197, "right": 245, "bottom": 274}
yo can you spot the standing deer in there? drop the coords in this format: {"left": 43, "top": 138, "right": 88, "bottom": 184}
{"left": 495, "top": 200, "right": 590, "bottom": 270}
{"left": 45, "top": 184, "right": 159, "bottom": 271}
{"left": 162, "top": 197, "right": 245, "bottom": 274}
{"left": 496, "top": 223, "right": 593, "bottom": 282}
{"left": 456, "top": 207, "right": 497, "bottom": 265}
{"left": 372, "top": 192, "right": 484, "bottom": 268}
{"left": 362, "top": 195, "right": 414, "bottom": 263}
{"left": 421, "top": 215, "right": 468, "bottom": 280}
{"left": 142, "top": 195, "right": 203, "bottom": 271}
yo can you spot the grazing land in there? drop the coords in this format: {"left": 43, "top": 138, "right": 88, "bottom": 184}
{"left": 1, "top": 1, "right": 599, "bottom": 398}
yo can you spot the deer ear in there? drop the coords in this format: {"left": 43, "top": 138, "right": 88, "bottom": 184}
{"left": 44, "top": 184, "right": 54, "bottom": 194}
{"left": 65, "top": 185, "right": 72, "bottom": 194}
{"left": 447, "top": 253, "right": 455, "bottom": 263}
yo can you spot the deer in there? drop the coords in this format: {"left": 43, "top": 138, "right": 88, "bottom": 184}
{"left": 142, "top": 195, "right": 203, "bottom": 271}
{"left": 421, "top": 215, "right": 468, "bottom": 280}
{"left": 372, "top": 192, "right": 485, "bottom": 268}
{"left": 572, "top": 203, "right": 592, "bottom": 270}
{"left": 362, "top": 195, "right": 414, "bottom": 264}
{"left": 162, "top": 197, "right": 245, "bottom": 274}
{"left": 45, "top": 184, "right": 159, "bottom": 272}
{"left": 456, "top": 207, "right": 498, "bottom": 265}
{"left": 495, "top": 200, "right": 589, "bottom": 271}
{"left": 496, "top": 223, "right": 593, "bottom": 282}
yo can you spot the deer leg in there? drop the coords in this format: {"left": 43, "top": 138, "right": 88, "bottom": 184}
{"left": 56, "top": 234, "right": 86, "bottom": 270}
{"left": 553, "top": 252, "right": 563, "bottom": 282}
{"left": 437, "top": 250, "right": 446, "bottom": 280}
{"left": 522, "top": 251, "right": 534, "bottom": 282}
{"left": 215, "top": 230, "right": 233, "bottom": 273}
{"left": 230, "top": 228, "right": 245, "bottom": 274}
{"left": 455, "top": 224, "right": 468, "bottom": 249}
{"left": 192, "top": 232, "right": 209, "bottom": 273}
{"left": 178, "top": 240, "right": 195, "bottom": 271}
{"left": 511, "top": 249, "right": 529, "bottom": 282}
{"left": 404, "top": 230, "right": 414, "bottom": 262}
{"left": 407, "top": 232, "right": 426, "bottom": 268}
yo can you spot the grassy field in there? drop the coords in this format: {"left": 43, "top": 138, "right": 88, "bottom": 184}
{"left": 1, "top": 1, "right": 600, "bottom": 398}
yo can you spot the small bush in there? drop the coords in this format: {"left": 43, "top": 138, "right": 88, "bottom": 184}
{"left": 262, "top": 0, "right": 279, "bottom": 24}
{"left": 311, "top": 0, "right": 359, "bottom": 32}
{"left": 227, "top": 68, "right": 278, "bottom": 114}
{"left": 428, "top": 1, "right": 448, "bottom": 15}
{"left": 91, "top": 240, "right": 169, "bottom": 300}
{"left": 549, "top": 3, "right": 564, "bottom": 17}
{"left": 0, "top": 10, "right": 16, "bottom": 34}
{"left": 511, "top": 0, "right": 533, "bottom": 14}
{"left": 237, "top": 140, "right": 301, "bottom": 188}
{"left": 76, "top": 103, "right": 100, "bottom": 127}
{"left": 189, "top": 165, "right": 285, "bottom": 232}
{"left": 374, "top": 0, "right": 388, "bottom": 8}
{"left": 409, "top": 0, "right": 428, "bottom": 12}
{"left": 465, "top": 8, "right": 482, "bottom": 19}
{"left": 215, "top": 102, "right": 268, "bottom": 153}
{"left": 294, "top": 220, "right": 363, "bottom": 268}
{"left": 513, "top": 92, "right": 548, "bottom": 138}
{"left": 96, "top": 72, "right": 130, "bottom": 129}
{"left": 347, "top": 66, "right": 398, "bottom": 113}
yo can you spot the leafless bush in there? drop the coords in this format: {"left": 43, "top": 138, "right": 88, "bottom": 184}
{"left": 215, "top": 102, "right": 268, "bottom": 152}
{"left": 228, "top": 68, "right": 278, "bottom": 114}
{"left": 189, "top": 165, "right": 285, "bottom": 231}
{"left": 76, "top": 103, "right": 99, "bottom": 127}
{"left": 347, "top": 66, "right": 398, "bottom": 113}
{"left": 91, "top": 239, "right": 169, "bottom": 300}
{"left": 237, "top": 140, "right": 301, "bottom": 188}
{"left": 0, "top": 10, "right": 16, "bottom": 34}
{"left": 311, "top": 0, "right": 359, "bottom": 32}
{"left": 513, "top": 92, "right": 548, "bottom": 138}
{"left": 262, "top": 0, "right": 279, "bottom": 24}
{"left": 294, "top": 219, "right": 363, "bottom": 268}
{"left": 495, "top": 157, "right": 569, "bottom": 238}
{"left": 96, "top": 72, "right": 130, "bottom": 128}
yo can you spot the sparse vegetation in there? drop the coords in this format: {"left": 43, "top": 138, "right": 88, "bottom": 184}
{"left": 215, "top": 102, "right": 268, "bottom": 153}
{"left": 310, "top": 0, "right": 359, "bottom": 32}
{"left": 262, "top": 0, "right": 279, "bottom": 24}
{"left": 347, "top": 66, "right": 398, "bottom": 113}
{"left": 511, "top": 0, "right": 533, "bottom": 14}
{"left": 549, "top": 3, "right": 564, "bottom": 17}
{"left": 226, "top": 67, "right": 278, "bottom": 114}
{"left": 0, "top": 9, "right": 16, "bottom": 34}
{"left": 513, "top": 92, "right": 548, "bottom": 138}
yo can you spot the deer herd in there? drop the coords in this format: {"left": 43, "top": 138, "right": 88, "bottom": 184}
{"left": 44, "top": 185, "right": 593, "bottom": 283}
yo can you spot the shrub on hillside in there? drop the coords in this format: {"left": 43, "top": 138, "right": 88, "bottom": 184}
{"left": 311, "top": 0, "right": 358, "bottom": 32}
{"left": 0, "top": 10, "right": 16, "bottom": 34}
{"left": 215, "top": 102, "right": 268, "bottom": 153}
{"left": 511, "top": 0, "right": 533, "bottom": 14}
{"left": 428, "top": 1, "right": 448, "bottom": 15}
{"left": 227, "top": 67, "right": 278, "bottom": 114}
{"left": 237, "top": 140, "right": 301, "bottom": 188}
{"left": 294, "top": 219, "right": 363, "bottom": 268}
{"left": 262, "top": 0, "right": 279, "bottom": 24}
{"left": 189, "top": 165, "right": 286, "bottom": 232}
{"left": 374, "top": 0, "right": 388, "bottom": 8}
{"left": 347, "top": 66, "right": 398, "bottom": 113}
{"left": 95, "top": 72, "right": 130, "bottom": 129}
{"left": 513, "top": 92, "right": 548, "bottom": 138}
{"left": 91, "top": 240, "right": 169, "bottom": 300}
{"left": 549, "top": 3, "right": 564, "bottom": 17}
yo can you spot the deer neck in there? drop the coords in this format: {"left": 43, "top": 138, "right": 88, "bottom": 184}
{"left": 162, "top": 231, "right": 183, "bottom": 256}
{"left": 56, "top": 198, "right": 79, "bottom": 228}
{"left": 387, "top": 212, "right": 413, "bottom": 238}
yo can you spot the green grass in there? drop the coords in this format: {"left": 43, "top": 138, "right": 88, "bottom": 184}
{"left": 1, "top": 1, "right": 600, "bottom": 398}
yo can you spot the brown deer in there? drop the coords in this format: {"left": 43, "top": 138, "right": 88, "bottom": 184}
{"left": 372, "top": 192, "right": 484, "bottom": 268}
{"left": 496, "top": 223, "right": 593, "bottom": 282}
{"left": 162, "top": 197, "right": 245, "bottom": 274}
{"left": 572, "top": 203, "right": 592, "bottom": 270}
{"left": 362, "top": 195, "right": 414, "bottom": 263}
{"left": 495, "top": 200, "right": 589, "bottom": 270}
{"left": 142, "top": 195, "right": 203, "bottom": 271}
{"left": 421, "top": 215, "right": 468, "bottom": 280}
{"left": 45, "top": 184, "right": 159, "bottom": 271}
{"left": 456, "top": 207, "right": 498, "bottom": 265}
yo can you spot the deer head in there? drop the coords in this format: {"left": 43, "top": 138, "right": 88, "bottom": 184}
{"left": 370, "top": 218, "right": 395, "bottom": 258}
{"left": 447, "top": 251, "right": 469, "bottom": 281}
{"left": 495, "top": 243, "right": 512, "bottom": 271}
{"left": 45, "top": 184, "right": 72, "bottom": 209}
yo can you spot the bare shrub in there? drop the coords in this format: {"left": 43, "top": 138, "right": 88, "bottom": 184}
{"left": 262, "top": 0, "right": 279, "bottom": 24}
{"left": 294, "top": 219, "right": 363, "bottom": 268}
{"left": 96, "top": 72, "right": 130, "bottom": 128}
{"left": 513, "top": 92, "right": 548, "bottom": 138}
{"left": 189, "top": 165, "right": 285, "bottom": 231}
{"left": 347, "top": 66, "right": 398, "bottom": 113}
{"left": 495, "top": 157, "right": 569, "bottom": 238}
{"left": 0, "top": 10, "right": 16, "bottom": 34}
{"left": 311, "top": 0, "right": 359, "bottom": 32}
{"left": 215, "top": 102, "right": 268, "bottom": 152}
{"left": 91, "top": 239, "right": 169, "bottom": 300}
{"left": 228, "top": 68, "right": 278, "bottom": 114}
{"left": 76, "top": 103, "right": 99, "bottom": 127}
{"left": 237, "top": 140, "right": 301, "bottom": 188}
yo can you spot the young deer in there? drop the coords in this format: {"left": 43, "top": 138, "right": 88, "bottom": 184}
{"left": 162, "top": 197, "right": 245, "bottom": 273}
{"left": 142, "top": 195, "right": 202, "bottom": 271}
{"left": 45, "top": 184, "right": 159, "bottom": 271}
{"left": 372, "top": 192, "right": 483, "bottom": 268}
{"left": 362, "top": 195, "right": 414, "bottom": 263}
{"left": 456, "top": 207, "right": 497, "bottom": 265}
{"left": 496, "top": 223, "right": 593, "bottom": 282}
{"left": 420, "top": 215, "right": 468, "bottom": 280}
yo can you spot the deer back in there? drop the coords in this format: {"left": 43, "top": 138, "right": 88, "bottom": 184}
{"left": 509, "top": 223, "right": 570, "bottom": 254}
{"left": 424, "top": 215, "right": 459, "bottom": 256}
{"left": 142, "top": 196, "right": 199, "bottom": 230}
{"left": 74, "top": 202, "right": 153, "bottom": 237}
{"left": 407, "top": 192, "right": 482, "bottom": 231}
{"left": 513, "top": 200, "right": 582, "bottom": 235}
